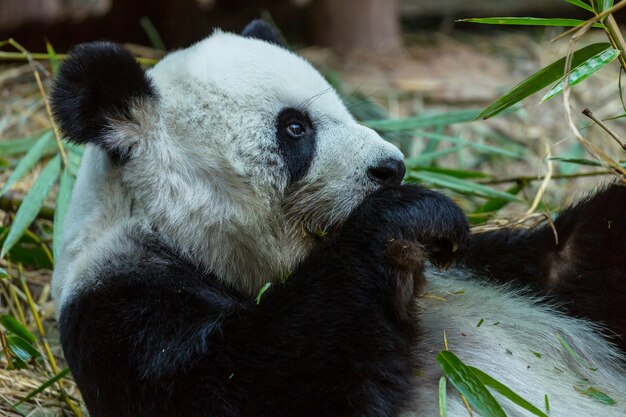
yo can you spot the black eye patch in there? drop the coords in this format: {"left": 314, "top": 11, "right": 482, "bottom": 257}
{"left": 276, "top": 108, "right": 316, "bottom": 184}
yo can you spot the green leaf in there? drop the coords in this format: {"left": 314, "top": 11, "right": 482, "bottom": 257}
{"left": 594, "top": 0, "right": 614, "bottom": 13}
{"left": 542, "top": 48, "right": 620, "bottom": 101}
{"left": 14, "top": 368, "right": 70, "bottom": 407}
{"left": 363, "top": 109, "right": 483, "bottom": 132}
{"left": 565, "top": 0, "right": 595, "bottom": 12}
{"left": 407, "top": 171, "right": 523, "bottom": 201}
{"left": 0, "top": 315, "right": 36, "bottom": 344}
{"left": 439, "top": 376, "right": 447, "bottom": 417}
{"left": 0, "top": 134, "right": 43, "bottom": 156}
{"left": 54, "top": 168, "right": 75, "bottom": 258}
{"left": 457, "top": 17, "right": 603, "bottom": 28}
{"left": 544, "top": 394, "right": 550, "bottom": 413}
{"left": 420, "top": 131, "right": 524, "bottom": 159}
{"left": 5, "top": 334, "right": 40, "bottom": 362}
{"left": 0, "top": 131, "right": 54, "bottom": 197}
{"left": 46, "top": 41, "right": 59, "bottom": 75}
{"left": 469, "top": 366, "right": 549, "bottom": 417}
{"left": 0, "top": 267, "right": 7, "bottom": 278}
{"left": 556, "top": 334, "right": 598, "bottom": 371}
{"left": 549, "top": 157, "right": 626, "bottom": 167}
{"left": 479, "top": 43, "right": 611, "bottom": 119}
{"left": 471, "top": 183, "right": 524, "bottom": 224}
{"left": 437, "top": 351, "right": 507, "bottom": 417}
{"left": 405, "top": 145, "right": 466, "bottom": 168}
{"left": 409, "top": 166, "right": 489, "bottom": 179}
{"left": 1, "top": 155, "right": 61, "bottom": 258}
{"left": 0, "top": 226, "right": 53, "bottom": 269}
{"left": 574, "top": 386, "right": 617, "bottom": 405}
{"left": 256, "top": 282, "right": 272, "bottom": 305}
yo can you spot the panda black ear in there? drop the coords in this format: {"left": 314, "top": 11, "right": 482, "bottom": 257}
{"left": 241, "top": 19, "right": 285, "bottom": 47}
{"left": 51, "top": 42, "right": 157, "bottom": 161}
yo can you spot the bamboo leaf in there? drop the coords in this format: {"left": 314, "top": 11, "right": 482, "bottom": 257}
{"left": 420, "top": 131, "right": 524, "bottom": 159}
{"left": 594, "top": 0, "right": 614, "bottom": 13}
{"left": 0, "top": 131, "right": 54, "bottom": 197}
{"left": 405, "top": 145, "right": 467, "bottom": 168}
{"left": 53, "top": 168, "right": 75, "bottom": 259}
{"left": 5, "top": 334, "right": 40, "bottom": 362}
{"left": 407, "top": 171, "right": 523, "bottom": 201}
{"left": 0, "top": 315, "right": 36, "bottom": 344}
{"left": 1, "top": 155, "right": 61, "bottom": 258}
{"left": 457, "top": 17, "right": 603, "bottom": 28}
{"left": 542, "top": 48, "right": 620, "bottom": 101}
{"left": 574, "top": 386, "right": 617, "bottom": 405}
{"left": 256, "top": 282, "right": 272, "bottom": 305}
{"left": 46, "top": 41, "right": 59, "bottom": 75}
{"left": 565, "top": 0, "right": 595, "bottom": 12}
{"left": 363, "top": 109, "right": 482, "bottom": 132}
{"left": 0, "top": 134, "right": 43, "bottom": 156}
{"left": 469, "top": 366, "right": 549, "bottom": 417}
{"left": 439, "top": 376, "right": 447, "bottom": 417}
{"left": 437, "top": 351, "right": 507, "bottom": 417}
{"left": 14, "top": 368, "right": 70, "bottom": 407}
{"left": 479, "top": 43, "right": 611, "bottom": 119}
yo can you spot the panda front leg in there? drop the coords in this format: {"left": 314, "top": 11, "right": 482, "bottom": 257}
{"left": 58, "top": 184, "right": 468, "bottom": 417}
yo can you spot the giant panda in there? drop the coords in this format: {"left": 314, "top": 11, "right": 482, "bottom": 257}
{"left": 50, "top": 20, "right": 626, "bottom": 417}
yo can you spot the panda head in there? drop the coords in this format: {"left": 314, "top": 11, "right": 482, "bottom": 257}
{"left": 51, "top": 21, "right": 404, "bottom": 295}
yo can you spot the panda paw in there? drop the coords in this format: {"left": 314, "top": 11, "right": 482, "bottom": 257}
{"left": 342, "top": 184, "right": 469, "bottom": 269}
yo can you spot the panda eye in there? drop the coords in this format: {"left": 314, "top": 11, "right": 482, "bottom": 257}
{"left": 286, "top": 122, "right": 306, "bottom": 138}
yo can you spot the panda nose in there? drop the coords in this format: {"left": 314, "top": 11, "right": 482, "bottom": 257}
{"left": 367, "top": 158, "right": 406, "bottom": 186}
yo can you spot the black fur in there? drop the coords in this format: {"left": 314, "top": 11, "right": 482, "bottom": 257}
{"left": 58, "top": 184, "right": 469, "bottom": 417}
{"left": 241, "top": 19, "right": 284, "bottom": 46}
{"left": 459, "top": 182, "right": 626, "bottom": 349}
{"left": 51, "top": 42, "right": 157, "bottom": 162}
{"left": 276, "top": 108, "right": 317, "bottom": 183}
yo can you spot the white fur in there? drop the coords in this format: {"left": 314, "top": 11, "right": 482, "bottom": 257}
{"left": 52, "top": 30, "right": 626, "bottom": 416}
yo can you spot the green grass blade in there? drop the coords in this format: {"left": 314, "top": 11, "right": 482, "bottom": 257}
{"left": 0, "top": 267, "right": 7, "bottom": 278}
{"left": 0, "top": 315, "right": 36, "bottom": 344}
{"left": 479, "top": 42, "right": 611, "bottom": 119}
{"left": 0, "top": 131, "right": 54, "bottom": 197}
{"left": 457, "top": 17, "right": 602, "bottom": 28}
{"left": 437, "top": 351, "right": 507, "bottom": 417}
{"left": 439, "top": 376, "right": 447, "bottom": 417}
{"left": 14, "top": 368, "right": 70, "bottom": 407}
{"left": 53, "top": 167, "right": 75, "bottom": 259}
{"left": 565, "top": 0, "right": 595, "bottom": 12}
{"left": 469, "top": 366, "right": 549, "bottom": 417}
{"left": 363, "top": 109, "right": 482, "bottom": 132}
{"left": 542, "top": 48, "right": 620, "bottom": 101}
{"left": 420, "top": 131, "right": 524, "bottom": 159}
{"left": 408, "top": 171, "right": 523, "bottom": 201}
{"left": 0, "top": 155, "right": 61, "bottom": 258}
